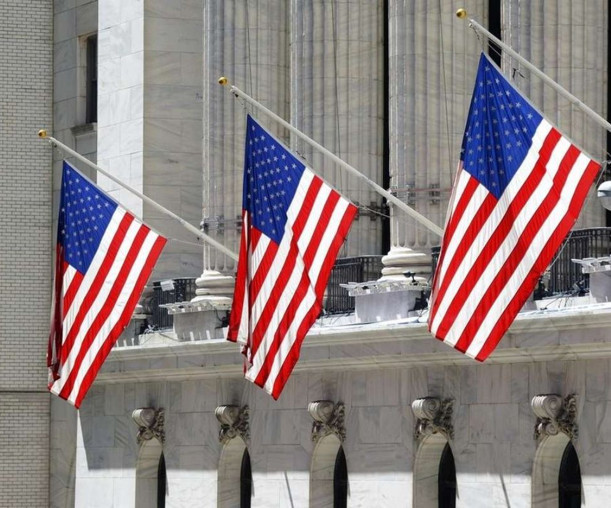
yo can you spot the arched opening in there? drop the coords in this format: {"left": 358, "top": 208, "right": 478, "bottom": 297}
{"left": 240, "top": 448, "right": 252, "bottom": 508}
{"left": 218, "top": 437, "right": 252, "bottom": 507}
{"left": 157, "top": 453, "right": 166, "bottom": 508}
{"left": 558, "top": 442, "right": 581, "bottom": 508}
{"left": 438, "top": 443, "right": 456, "bottom": 508}
{"left": 333, "top": 446, "right": 348, "bottom": 508}
{"left": 136, "top": 438, "right": 166, "bottom": 508}
{"left": 532, "top": 433, "right": 582, "bottom": 507}
{"left": 310, "top": 434, "right": 348, "bottom": 508}
{"left": 413, "top": 433, "right": 455, "bottom": 508}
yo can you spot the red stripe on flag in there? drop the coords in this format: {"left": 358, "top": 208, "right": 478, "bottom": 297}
{"left": 473, "top": 158, "right": 600, "bottom": 360}
{"left": 251, "top": 199, "right": 356, "bottom": 397}
{"left": 451, "top": 143, "right": 580, "bottom": 352}
{"left": 252, "top": 264, "right": 316, "bottom": 391}
{"left": 434, "top": 130, "right": 563, "bottom": 339}
{"left": 227, "top": 212, "right": 250, "bottom": 342}
{"left": 58, "top": 224, "right": 151, "bottom": 400}
{"left": 248, "top": 240, "right": 300, "bottom": 358}
{"left": 72, "top": 234, "right": 167, "bottom": 408}
{"left": 59, "top": 213, "right": 135, "bottom": 365}
{"left": 314, "top": 200, "right": 357, "bottom": 298}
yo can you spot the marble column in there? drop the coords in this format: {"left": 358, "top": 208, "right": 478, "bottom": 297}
{"left": 386, "top": 0, "right": 487, "bottom": 278}
{"left": 202, "top": 0, "right": 290, "bottom": 275}
{"left": 290, "top": 0, "right": 385, "bottom": 257}
{"left": 503, "top": 0, "right": 608, "bottom": 228}
{"left": 97, "top": 0, "right": 204, "bottom": 280}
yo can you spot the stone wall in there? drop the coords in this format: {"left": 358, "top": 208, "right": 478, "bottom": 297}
{"left": 74, "top": 355, "right": 611, "bottom": 507}
{"left": 0, "top": 0, "right": 53, "bottom": 506}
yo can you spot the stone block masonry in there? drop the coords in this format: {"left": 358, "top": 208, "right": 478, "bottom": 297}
{"left": 0, "top": 0, "right": 53, "bottom": 506}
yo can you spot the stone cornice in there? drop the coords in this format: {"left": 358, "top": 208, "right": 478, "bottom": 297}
{"left": 95, "top": 304, "right": 611, "bottom": 384}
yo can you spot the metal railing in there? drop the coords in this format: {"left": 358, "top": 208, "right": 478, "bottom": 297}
{"left": 431, "top": 228, "right": 611, "bottom": 298}
{"left": 143, "top": 229, "right": 611, "bottom": 327}
{"left": 323, "top": 256, "right": 384, "bottom": 314}
{"left": 148, "top": 278, "right": 197, "bottom": 330}
{"left": 547, "top": 227, "right": 611, "bottom": 295}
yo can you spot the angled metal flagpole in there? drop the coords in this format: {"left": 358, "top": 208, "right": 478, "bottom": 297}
{"left": 218, "top": 78, "right": 445, "bottom": 237}
{"left": 38, "top": 129, "right": 239, "bottom": 261}
{"left": 456, "top": 8, "right": 611, "bottom": 134}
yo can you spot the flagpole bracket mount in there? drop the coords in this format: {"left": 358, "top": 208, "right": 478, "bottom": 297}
{"left": 38, "top": 129, "right": 47, "bottom": 138}
{"left": 456, "top": 8, "right": 467, "bottom": 19}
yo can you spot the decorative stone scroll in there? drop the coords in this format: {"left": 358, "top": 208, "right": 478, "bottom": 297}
{"left": 131, "top": 408, "right": 165, "bottom": 446}
{"left": 308, "top": 401, "right": 346, "bottom": 443}
{"left": 531, "top": 394, "right": 578, "bottom": 441}
{"left": 215, "top": 405, "right": 250, "bottom": 444}
{"left": 411, "top": 397, "right": 454, "bottom": 440}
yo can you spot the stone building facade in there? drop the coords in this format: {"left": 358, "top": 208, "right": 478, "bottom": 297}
{"left": 1, "top": 0, "right": 611, "bottom": 507}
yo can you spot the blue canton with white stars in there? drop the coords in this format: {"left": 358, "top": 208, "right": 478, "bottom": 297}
{"left": 461, "top": 53, "right": 542, "bottom": 199}
{"left": 58, "top": 161, "right": 118, "bottom": 273}
{"left": 243, "top": 115, "right": 306, "bottom": 244}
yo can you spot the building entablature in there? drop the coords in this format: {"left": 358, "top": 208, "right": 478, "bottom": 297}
{"left": 97, "top": 301, "right": 611, "bottom": 385}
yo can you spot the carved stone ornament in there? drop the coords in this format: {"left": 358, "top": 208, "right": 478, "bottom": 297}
{"left": 131, "top": 408, "right": 165, "bottom": 446}
{"left": 308, "top": 400, "right": 346, "bottom": 443}
{"left": 531, "top": 394, "right": 578, "bottom": 440}
{"left": 215, "top": 405, "right": 250, "bottom": 444}
{"left": 411, "top": 397, "right": 454, "bottom": 440}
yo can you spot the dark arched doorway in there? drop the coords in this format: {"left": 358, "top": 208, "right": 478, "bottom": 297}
{"left": 240, "top": 449, "right": 252, "bottom": 508}
{"left": 438, "top": 443, "right": 456, "bottom": 508}
{"left": 558, "top": 442, "right": 581, "bottom": 508}
{"left": 333, "top": 446, "right": 348, "bottom": 508}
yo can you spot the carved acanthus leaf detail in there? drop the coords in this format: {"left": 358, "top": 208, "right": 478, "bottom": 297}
{"left": 308, "top": 401, "right": 346, "bottom": 443}
{"left": 411, "top": 397, "right": 454, "bottom": 440}
{"left": 215, "top": 405, "right": 250, "bottom": 444}
{"left": 132, "top": 408, "right": 165, "bottom": 446}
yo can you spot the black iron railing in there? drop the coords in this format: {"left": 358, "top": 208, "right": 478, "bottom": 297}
{"left": 148, "top": 278, "right": 197, "bottom": 330}
{"left": 324, "top": 256, "right": 384, "bottom": 314}
{"left": 144, "top": 229, "right": 611, "bottom": 328}
{"left": 547, "top": 228, "right": 611, "bottom": 295}
{"left": 431, "top": 228, "right": 611, "bottom": 298}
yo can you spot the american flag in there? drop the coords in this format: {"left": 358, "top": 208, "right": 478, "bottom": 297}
{"left": 48, "top": 161, "right": 167, "bottom": 407}
{"left": 429, "top": 53, "right": 600, "bottom": 361}
{"left": 227, "top": 115, "right": 357, "bottom": 399}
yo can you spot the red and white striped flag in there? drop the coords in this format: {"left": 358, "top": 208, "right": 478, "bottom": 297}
{"left": 48, "top": 161, "right": 166, "bottom": 407}
{"left": 227, "top": 115, "right": 357, "bottom": 399}
{"left": 429, "top": 53, "right": 600, "bottom": 360}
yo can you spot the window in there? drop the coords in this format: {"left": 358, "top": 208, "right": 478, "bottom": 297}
{"left": 438, "top": 443, "right": 456, "bottom": 508}
{"left": 240, "top": 449, "right": 252, "bottom": 508}
{"left": 85, "top": 35, "right": 97, "bottom": 123}
{"left": 558, "top": 442, "right": 581, "bottom": 508}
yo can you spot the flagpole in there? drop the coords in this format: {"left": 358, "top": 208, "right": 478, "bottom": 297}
{"left": 456, "top": 8, "right": 611, "bottom": 134}
{"left": 219, "top": 78, "right": 444, "bottom": 237}
{"left": 38, "top": 129, "right": 239, "bottom": 261}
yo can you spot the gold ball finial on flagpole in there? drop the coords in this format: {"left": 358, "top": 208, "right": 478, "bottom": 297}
{"left": 218, "top": 76, "right": 229, "bottom": 86}
{"left": 456, "top": 8, "right": 467, "bottom": 19}
{"left": 38, "top": 129, "right": 47, "bottom": 138}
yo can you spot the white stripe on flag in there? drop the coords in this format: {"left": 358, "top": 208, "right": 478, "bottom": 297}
{"left": 464, "top": 152, "right": 592, "bottom": 357}
{"left": 65, "top": 229, "right": 161, "bottom": 404}
{"left": 432, "top": 121, "right": 553, "bottom": 334}
{"left": 52, "top": 214, "right": 142, "bottom": 394}
{"left": 443, "top": 134, "right": 571, "bottom": 345}
{"left": 61, "top": 209, "right": 127, "bottom": 340}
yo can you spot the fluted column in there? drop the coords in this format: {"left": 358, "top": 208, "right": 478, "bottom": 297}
{"left": 388, "top": 0, "right": 487, "bottom": 255}
{"left": 202, "top": 0, "right": 290, "bottom": 275}
{"left": 290, "top": 0, "right": 385, "bottom": 257}
{"left": 503, "top": 0, "right": 607, "bottom": 228}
